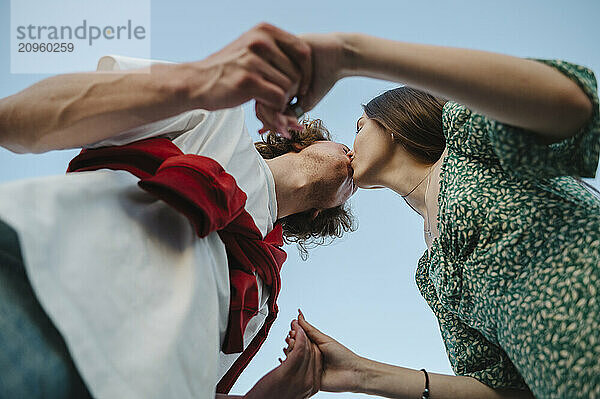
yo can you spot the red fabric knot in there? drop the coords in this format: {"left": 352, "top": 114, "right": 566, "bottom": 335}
{"left": 67, "top": 137, "right": 286, "bottom": 393}
{"left": 139, "top": 154, "right": 247, "bottom": 237}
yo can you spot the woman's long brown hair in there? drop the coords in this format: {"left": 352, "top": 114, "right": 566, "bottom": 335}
{"left": 363, "top": 86, "right": 447, "bottom": 164}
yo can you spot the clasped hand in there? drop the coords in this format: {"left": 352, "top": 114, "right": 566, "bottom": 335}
{"left": 244, "top": 310, "right": 364, "bottom": 399}
{"left": 193, "top": 23, "right": 347, "bottom": 138}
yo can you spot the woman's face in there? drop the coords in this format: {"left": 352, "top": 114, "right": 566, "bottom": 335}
{"left": 351, "top": 112, "right": 396, "bottom": 188}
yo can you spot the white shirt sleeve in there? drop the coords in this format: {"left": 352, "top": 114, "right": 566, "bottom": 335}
{"left": 85, "top": 55, "right": 208, "bottom": 149}
{"left": 96, "top": 55, "right": 173, "bottom": 71}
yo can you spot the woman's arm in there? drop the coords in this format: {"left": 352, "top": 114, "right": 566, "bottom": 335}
{"left": 297, "top": 311, "right": 534, "bottom": 399}
{"left": 356, "top": 359, "right": 533, "bottom": 399}
{"left": 0, "top": 23, "right": 309, "bottom": 154}
{"left": 292, "top": 33, "right": 593, "bottom": 144}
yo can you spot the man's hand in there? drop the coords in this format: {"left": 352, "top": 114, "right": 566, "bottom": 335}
{"left": 244, "top": 319, "right": 322, "bottom": 399}
{"left": 296, "top": 310, "right": 365, "bottom": 393}
{"left": 189, "top": 23, "right": 310, "bottom": 135}
{"left": 255, "top": 32, "right": 348, "bottom": 135}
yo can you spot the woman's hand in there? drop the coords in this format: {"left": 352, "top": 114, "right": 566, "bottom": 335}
{"left": 294, "top": 33, "right": 349, "bottom": 114}
{"left": 297, "top": 310, "right": 365, "bottom": 393}
{"left": 244, "top": 319, "right": 322, "bottom": 399}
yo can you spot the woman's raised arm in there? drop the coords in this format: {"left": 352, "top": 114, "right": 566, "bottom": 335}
{"left": 296, "top": 33, "right": 593, "bottom": 144}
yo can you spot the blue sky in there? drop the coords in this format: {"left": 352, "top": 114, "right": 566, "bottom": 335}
{"left": 1, "top": 0, "right": 599, "bottom": 397}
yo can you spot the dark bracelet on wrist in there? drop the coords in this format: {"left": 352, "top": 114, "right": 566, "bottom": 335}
{"left": 420, "top": 369, "right": 430, "bottom": 399}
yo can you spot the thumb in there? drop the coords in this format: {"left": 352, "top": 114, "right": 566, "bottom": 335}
{"left": 297, "top": 309, "right": 332, "bottom": 345}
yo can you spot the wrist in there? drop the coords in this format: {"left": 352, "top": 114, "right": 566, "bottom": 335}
{"left": 353, "top": 356, "right": 378, "bottom": 394}
{"left": 354, "top": 357, "right": 411, "bottom": 397}
{"left": 165, "top": 61, "right": 216, "bottom": 111}
{"left": 356, "top": 359, "right": 427, "bottom": 399}
{"left": 337, "top": 32, "right": 364, "bottom": 79}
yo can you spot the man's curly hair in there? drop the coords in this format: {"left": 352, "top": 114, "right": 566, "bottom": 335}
{"left": 254, "top": 118, "right": 356, "bottom": 259}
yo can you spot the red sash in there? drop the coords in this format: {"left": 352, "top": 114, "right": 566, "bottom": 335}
{"left": 67, "top": 138, "right": 287, "bottom": 393}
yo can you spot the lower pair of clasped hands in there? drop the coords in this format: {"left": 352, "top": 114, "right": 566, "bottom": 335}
{"left": 243, "top": 310, "right": 364, "bottom": 399}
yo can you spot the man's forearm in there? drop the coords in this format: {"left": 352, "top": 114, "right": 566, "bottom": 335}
{"left": 340, "top": 33, "right": 593, "bottom": 142}
{"left": 1, "top": 23, "right": 313, "bottom": 154}
{"left": 356, "top": 358, "right": 533, "bottom": 399}
{"left": 0, "top": 63, "right": 201, "bottom": 153}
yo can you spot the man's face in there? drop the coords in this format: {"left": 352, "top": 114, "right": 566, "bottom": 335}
{"left": 298, "top": 140, "right": 358, "bottom": 209}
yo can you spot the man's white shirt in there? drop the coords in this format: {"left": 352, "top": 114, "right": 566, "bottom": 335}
{"left": 0, "top": 56, "right": 277, "bottom": 399}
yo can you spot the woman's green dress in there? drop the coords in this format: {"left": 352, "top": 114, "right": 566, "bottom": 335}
{"left": 416, "top": 59, "right": 600, "bottom": 398}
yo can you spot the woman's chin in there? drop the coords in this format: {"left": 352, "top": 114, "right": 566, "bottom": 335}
{"left": 352, "top": 164, "right": 379, "bottom": 188}
{"left": 353, "top": 176, "right": 385, "bottom": 190}
{"left": 352, "top": 173, "right": 364, "bottom": 188}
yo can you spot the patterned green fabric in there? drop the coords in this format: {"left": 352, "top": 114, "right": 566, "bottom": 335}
{"left": 416, "top": 59, "right": 600, "bottom": 398}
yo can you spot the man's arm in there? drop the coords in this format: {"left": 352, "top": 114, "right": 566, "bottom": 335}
{"left": 0, "top": 65, "right": 192, "bottom": 153}
{"left": 0, "top": 23, "right": 310, "bottom": 154}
